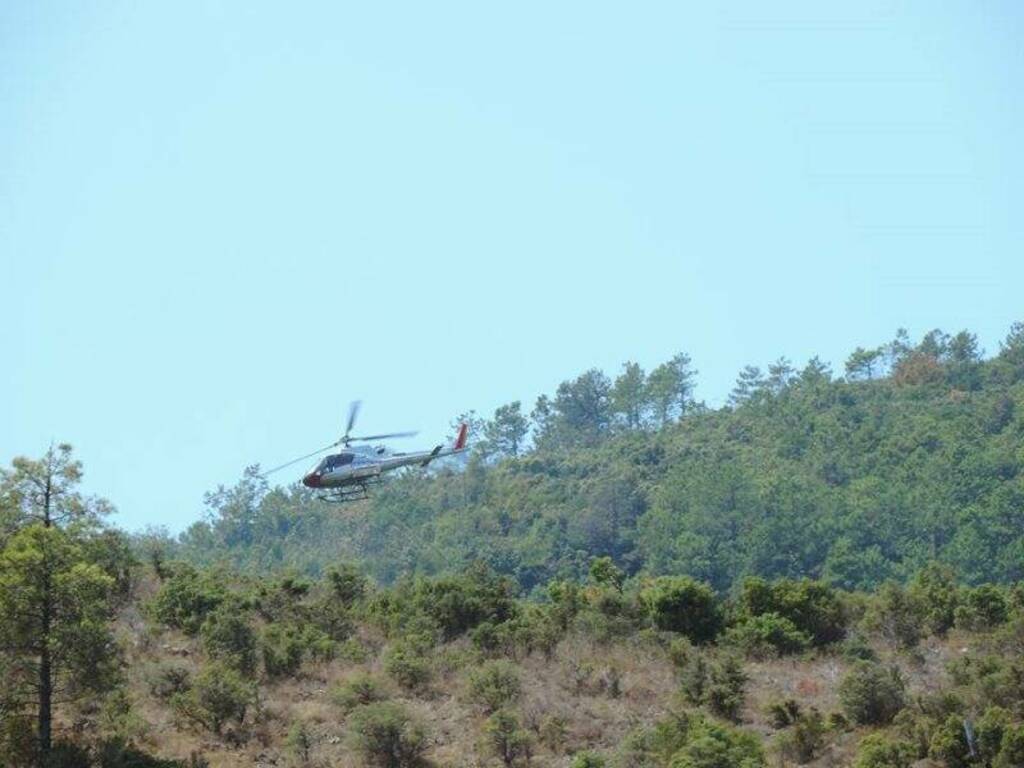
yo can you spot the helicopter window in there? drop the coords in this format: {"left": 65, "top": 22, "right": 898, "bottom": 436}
{"left": 325, "top": 453, "right": 354, "bottom": 470}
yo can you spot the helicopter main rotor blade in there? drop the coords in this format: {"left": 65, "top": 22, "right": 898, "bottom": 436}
{"left": 344, "top": 400, "right": 362, "bottom": 440}
{"left": 348, "top": 431, "right": 419, "bottom": 442}
{"left": 261, "top": 442, "right": 339, "bottom": 477}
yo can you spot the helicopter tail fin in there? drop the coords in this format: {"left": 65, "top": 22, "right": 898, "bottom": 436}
{"left": 453, "top": 422, "right": 469, "bottom": 452}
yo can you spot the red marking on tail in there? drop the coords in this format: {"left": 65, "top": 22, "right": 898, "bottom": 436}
{"left": 454, "top": 422, "right": 468, "bottom": 451}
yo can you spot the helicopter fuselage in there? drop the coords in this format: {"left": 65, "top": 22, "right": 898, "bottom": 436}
{"left": 302, "top": 424, "right": 467, "bottom": 490}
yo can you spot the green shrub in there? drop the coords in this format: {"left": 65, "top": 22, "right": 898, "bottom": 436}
{"left": 383, "top": 643, "right": 432, "bottom": 691}
{"left": 928, "top": 714, "right": 972, "bottom": 768}
{"left": 618, "top": 711, "right": 762, "bottom": 768}
{"left": 547, "top": 580, "right": 584, "bottom": 631}
{"left": 640, "top": 577, "right": 722, "bottom": 643}
{"left": 147, "top": 663, "right": 192, "bottom": 701}
{"left": 775, "top": 709, "right": 825, "bottom": 764}
{"left": 765, "top": 698, "right": 801, "bottom": 729}
{"left": 737, "top": 578, "right": 846, "bottom": 646}
{"left": 307, "top": 592, "right": 353, "bottom": 642}
{"left": 171, "top": 663, "right": 254, "bottom": 735}
{"left": 976, "top": 706, "right": 1012, "bottom": 765}
{"left": 706, "top": 655, "right": 747, "bottom": 722}
{"left": 408, "top": 563, "right": 518, "bottom": 641}
{"left": 326, "top": 562, "right": 367, "bottom": 606}
{"left": 678, "top": 653, "right": 710, "bottom": 707}
{"left": 260, "top": 623, "right": 304, "bottom": 678}
{"left": 484, "top": 709, "right": 532, "bottom": 767}
{"left": 995, "top": 725, "right": 1024, "bottom": 768}
{"left": 838, "top": 662, "right": 906, "bottom": 726}
{"left": 347, "top": 702, "right": 428, "bottom": 768}
{"left": 254, "top": 576, "right": 311, "bottom": 623}
{"left": 589, "top": 556, "right": 625, "bottom": 592}
{"left": 286, "top": 721, "right": 315, "bottom": 766}
{"left": 862, "top": 583, "right": 922, "bottom": 648}
{"left": 724, "top": 613, "right": 811, "bottom": 658}
{"left": 907, "top": 562, "right": 959, "bottom": 635}
{"left": 570, "top": 750, "right": 606, "bottom": 768}
{"left": 947, "top": 654, "right": 1024, "bottom": 710}
{"left": 332, "top": 673, "right": 386, "bottom": 713}
{"left": 99, "top": 688, "right": 149, "bottom": 741}
{"left": 200, "top": 606, "right": 256, "bottom": 675}
{"left": 840, "top": 632, "right": 879, "bottom": 662}
{"left": 467, "top": 660, "right": 522, "bottom": 713}
{"left": 825, "top": 711, "right": 848, "bottom": 731}
{"left": 471, "top": 611, "right": 551, "bottom": 659}
{"left": 954, "top": 585, "right": 1009, "bottom": 631}
{"left": 852, "top": 734, "right": 916, "bottom": 768}
{"left": 667, "top": 718, "right": 764, "bottom": 768}
{"left": 149, "top": 565, "right": 227, "bottom": 635}
{"left": 539, "top": 714, "right": 569, "bottom": 752}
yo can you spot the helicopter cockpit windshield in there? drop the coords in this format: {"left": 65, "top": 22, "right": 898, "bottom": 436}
{"left": 317, "top": 453, "right": 355, "bottom": 473}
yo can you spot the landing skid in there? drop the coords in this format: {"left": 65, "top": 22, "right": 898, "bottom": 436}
{"left": 318, "top": 479, "right": 379, "bottom": 504}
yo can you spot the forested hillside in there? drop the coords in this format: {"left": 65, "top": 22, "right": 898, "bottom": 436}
{"left": 166, "top": 324, "right": 1024, "bottom": 593}
{"left": 3, "top": 324, "right": 1024, "bottom": 768}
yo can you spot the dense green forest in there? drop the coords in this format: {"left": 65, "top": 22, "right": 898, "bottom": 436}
{"left": 162, "top": 324, "right": 1024, "bottom": 593}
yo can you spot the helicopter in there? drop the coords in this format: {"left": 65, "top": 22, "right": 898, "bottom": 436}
{"left": 262, "top": 401, "right": 469, "bottom": 503}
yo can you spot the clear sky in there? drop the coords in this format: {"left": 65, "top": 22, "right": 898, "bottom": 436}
{"left": 2, "top": 2, "right": 1022, "bottom": 533}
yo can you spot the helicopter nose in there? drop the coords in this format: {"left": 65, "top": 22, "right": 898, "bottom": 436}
{"left": 302, "top": 473, "right": 321, "bottom": 488}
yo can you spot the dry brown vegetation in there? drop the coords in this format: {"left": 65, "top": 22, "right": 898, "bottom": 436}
{"left": 54, "top": 568, "right": 1017, "bottom": 768}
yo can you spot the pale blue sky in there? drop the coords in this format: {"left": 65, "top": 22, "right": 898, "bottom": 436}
{"left": 2, "top": 2, "right": 1021, "bottom": 533}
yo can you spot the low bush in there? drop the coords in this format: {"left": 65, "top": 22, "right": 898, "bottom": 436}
{"left": 724, "top": 612, "right": 811, "bottom": 658}
{"left": 286, "top": 721, "right": 314, "bottom": 766}
{"left": 383, "top": 643, "right": 432, "bottom": 692}
{"left": 862, "top": 583, "right": 922, "bottom": 648}
{"left": 326, "top": 562, "right": 367, "bottom": 606}
{"left": 467, "top": 660, "right": 522, "bottom": 713}
{"left": 840, "top": 632, "right": 879, "bottom": 662}
{"left": 667, "top": 718, "right": 764, "bottom": 768}
{"left": 852, "top": 734, "right": 916, "bottom": 768}
{"left": 260, "top": 623, "right": 304, "bottom": 678}
{"left": 736, "top": 578, "right": 846, "bottom": 647}
{"left": 539, "top": 714, "right": 569, "bottom": 752}
{"left": 149, "top": 565, "right": 227, "bottom": 635}
{"left": 200, "top": 606, "right": 256, "bottom": 675}
{"left": 331, "top": 673, "right": 387, "bottom": 713}
{"left": 838, "top": 662, "right": 906, "bottom": 726}
{"left": 765, "top": 698, "right": 801, "bottom": 729}
{"left": 639, "top": 577, "right": 722, "bottom": 643}
{"left": 954, "top": 585, "right": 1009, "bottom": 631}
{"left": 996, "top": 725, "right": 1024, "bottom": 768}
{"left": 347, "top": 702, "right": 428, "bottom": 768}
{"left": 483, "top": 709, "right": 532, "bottom": 767}
{"left": 976, "top": 706, "right": 1013, "bottom": 765}
{"left": 775, "top": 709, "right": 825, "bottom": 764}
{"left": 907, "top": 562, "right": 959, "bottom": 636}
{"left": 147, "top": 663, "right": 192, "bottom": 702}
{"left": 171, "top": 663, "right": 254, "bottom": 735}
{"left": 706, "top": 655, "right": 747, "bottom": 722}
{"left": 570, "top": 751, "right": 606, "bottom": 768}
{"left": 384, "top": 563, "right": 518, "bottom": 642}
{"left": 618, "top": 711, "right": 763, "bottom": 768}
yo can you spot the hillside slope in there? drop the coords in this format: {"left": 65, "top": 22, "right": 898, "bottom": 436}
{"left": 171, "top": 325, "right": 1024, "bottom": 592}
